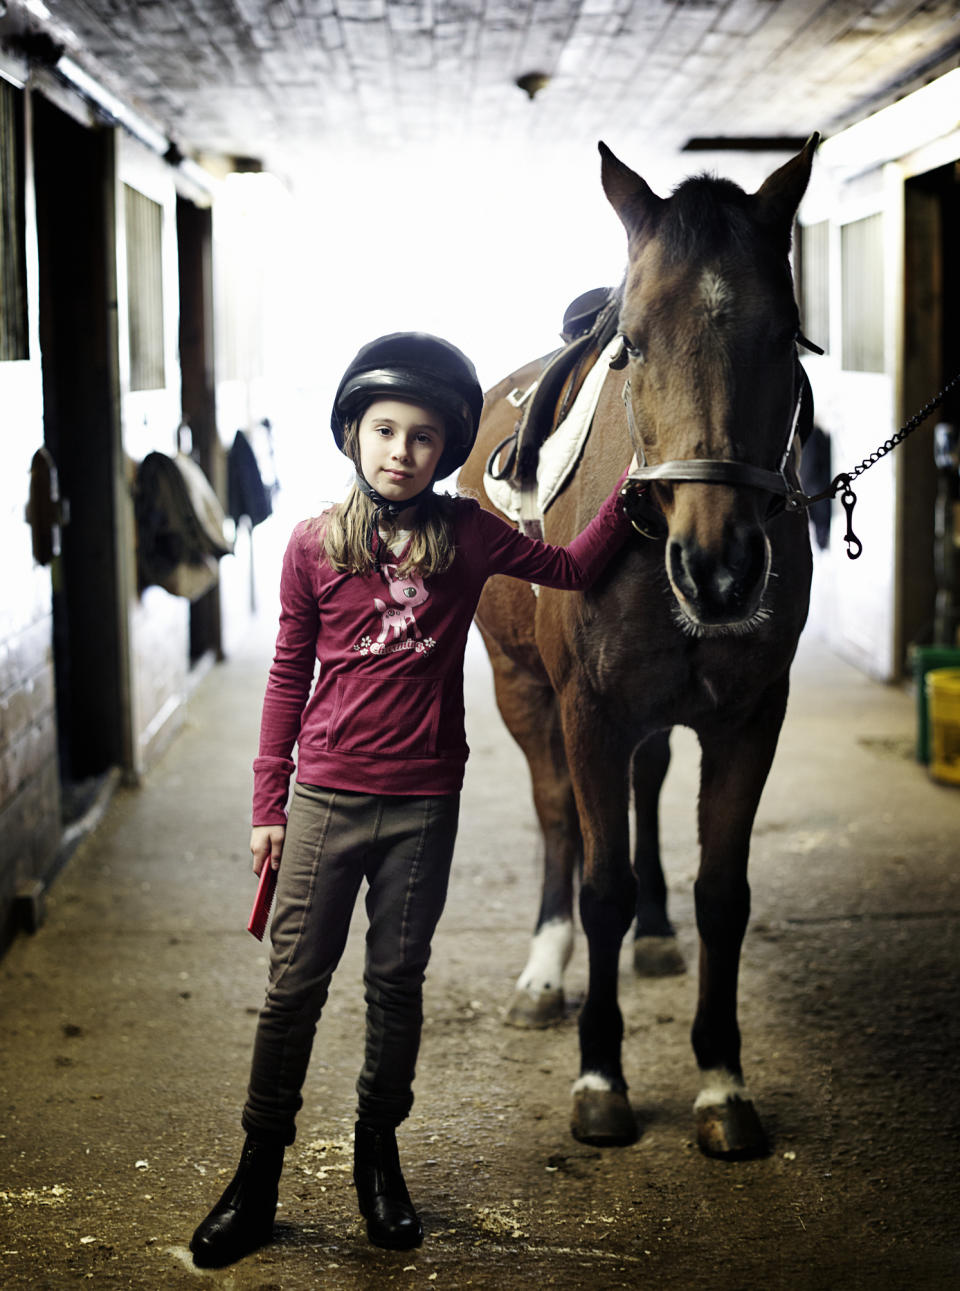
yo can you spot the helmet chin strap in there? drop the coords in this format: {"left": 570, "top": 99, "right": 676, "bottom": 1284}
{"left": 354, "top": 471, "right": 434, "bottom": 573}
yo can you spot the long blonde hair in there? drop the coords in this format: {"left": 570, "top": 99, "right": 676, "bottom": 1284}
{"left": 321, "top": 423, "right": 458, "bottom": 577}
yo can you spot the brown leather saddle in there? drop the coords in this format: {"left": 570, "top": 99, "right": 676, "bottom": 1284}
{"left": 486, "top": 287, "right": 622, "bottom": 537}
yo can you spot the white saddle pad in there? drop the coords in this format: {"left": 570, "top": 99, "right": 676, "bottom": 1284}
{"left": 482, "top": 336, "right": 621, "bottom": 521}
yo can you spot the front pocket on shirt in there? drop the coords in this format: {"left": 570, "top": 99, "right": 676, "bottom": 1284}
{"left": 328, "top": 675, "right": 443, "bottom": 759}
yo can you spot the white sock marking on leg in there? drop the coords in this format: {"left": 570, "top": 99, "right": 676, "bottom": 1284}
{"left": 516, "top": 918, "right": 574, "bottom": 995}
{"left": 572, "top": 1072, "right": 616, "bottom": 1094}
{"left": 694, "top": 1067, "right": 750, "bottom": 1111}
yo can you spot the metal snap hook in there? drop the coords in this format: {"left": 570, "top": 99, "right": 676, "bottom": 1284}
{"left": 838, "top": 481, "right": 861, "bottom": 560}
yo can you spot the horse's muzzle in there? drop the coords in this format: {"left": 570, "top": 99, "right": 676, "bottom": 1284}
{"left": 667, "top": 526, "right": 770, "bottom": 626}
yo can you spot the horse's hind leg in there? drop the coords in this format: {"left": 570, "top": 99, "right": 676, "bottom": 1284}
{"left": 480, "top": 632, "right": 582, "bottom": 1029}
{"left": 691, "top": 676, "right": 789, "bottom": 1160}
{"left": 631, "top": 732, "right": 686, "bottom": 977}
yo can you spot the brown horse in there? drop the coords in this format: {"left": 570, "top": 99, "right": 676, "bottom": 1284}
{"left": 458, "top": 138, "right": 818, "bottom": 1158}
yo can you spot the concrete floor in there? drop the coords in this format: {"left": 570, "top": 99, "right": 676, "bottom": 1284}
{"left": 1, "top": 609, "right": 959, "bottom": 1290}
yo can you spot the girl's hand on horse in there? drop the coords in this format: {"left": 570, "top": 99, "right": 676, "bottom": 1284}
{"left": 251, "top": 825, "right": 285, "bottom": 876}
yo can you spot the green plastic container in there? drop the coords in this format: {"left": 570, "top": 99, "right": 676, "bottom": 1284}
{"left": 912, "top": 646, "right": 960, "bottom": 762}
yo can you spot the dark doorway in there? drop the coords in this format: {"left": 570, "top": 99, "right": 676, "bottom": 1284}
{"left": 33, "top": 97, "right": 133, "bottom": 822}
{"left": 899, "top": 161, "right": 960, "bottom": 665}
{"left": 177, "top": 194, "right": 224, "bottom": 666}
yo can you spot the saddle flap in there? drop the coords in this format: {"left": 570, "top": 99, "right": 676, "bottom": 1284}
{"left": 483, "top": 334, "right": 625, "bottom": 524}
{"left": 513, "top": 288, "right": 622, "bottom": 485}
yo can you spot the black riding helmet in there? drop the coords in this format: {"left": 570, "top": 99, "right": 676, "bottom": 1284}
{"left": 331, "top": 332, "right": 484, "bottom": 478}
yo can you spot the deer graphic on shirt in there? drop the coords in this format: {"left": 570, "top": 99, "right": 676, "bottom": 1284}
{"left": 374, "top": 565, "right": 429, "bottom": 645}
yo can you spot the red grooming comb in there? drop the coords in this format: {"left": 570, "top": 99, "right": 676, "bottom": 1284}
{"left": 247, "top": 862, "right": 278, "bottom": 941}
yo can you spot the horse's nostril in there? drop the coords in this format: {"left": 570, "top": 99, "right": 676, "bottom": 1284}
{"left": 728, "top": 528, "right": 766, "bottom": 585}
{"left": 669, "top": 538, "right": 709, "bottom": 604}
{"left": 668, "top": 539, "right": 689, "bottom": 595}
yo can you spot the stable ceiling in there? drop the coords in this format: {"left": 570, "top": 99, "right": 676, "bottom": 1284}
{"left": 8, "top": 1, "right": 960, "bottom": 182}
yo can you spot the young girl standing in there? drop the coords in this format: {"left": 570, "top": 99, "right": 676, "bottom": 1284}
{"left": 190, "top": 331, "right": 636, "bottom": 1268}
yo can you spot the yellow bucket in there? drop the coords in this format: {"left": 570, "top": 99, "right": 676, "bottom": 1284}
{"left": 926, "top": 668, "right": 960, "bottom": 786}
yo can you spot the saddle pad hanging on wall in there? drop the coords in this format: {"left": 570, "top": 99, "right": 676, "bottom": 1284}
{"left": 135, "top": 451, "right": 234, "bottom": 601}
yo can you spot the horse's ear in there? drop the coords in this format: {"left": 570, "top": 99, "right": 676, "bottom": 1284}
{"left": 753, "top": 133, "right": 820, "bottom": 237}
{"left": 599, "top": 141, "right": 664, "bottom": 239}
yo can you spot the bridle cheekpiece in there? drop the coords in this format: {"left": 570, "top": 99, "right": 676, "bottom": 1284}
{"left": 618, "top": 332, "right": 822, "bottom": 540}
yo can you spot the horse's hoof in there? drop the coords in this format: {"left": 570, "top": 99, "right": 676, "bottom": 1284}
{"left": 633, "top": 935, "right": 686, "bottom": 977}
{"left": 504, "top": 988, "right": 565, "bottom": 1029}
{"left": 695, "top": 1097, "right": 768, "bottom": 1160}
{"left": 570, "top": 1087, "right": 637, "bottom": 1146}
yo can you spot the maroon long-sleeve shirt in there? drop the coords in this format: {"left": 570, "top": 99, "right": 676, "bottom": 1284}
{"left": 252, "top": 482, "right": 632, "bottom": 824}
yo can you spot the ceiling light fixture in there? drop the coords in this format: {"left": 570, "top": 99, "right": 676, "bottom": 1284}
{"left": 515, "top": 71, "right": 550, "bottom": 101}
{"left": 55, "top": 54, "right": 169, "bottom": 153}
{"left": 52, "top": 54, "right": 217, "bottom": 195}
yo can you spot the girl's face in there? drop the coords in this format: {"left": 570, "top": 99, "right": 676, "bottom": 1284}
{"left": 357, "top": 399, "right": 446, "bottom": 504}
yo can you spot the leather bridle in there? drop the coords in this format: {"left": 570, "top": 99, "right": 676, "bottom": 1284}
{"left": 619, "top": 339, "right": 819, "bottom": 540}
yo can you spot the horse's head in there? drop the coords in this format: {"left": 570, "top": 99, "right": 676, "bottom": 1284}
{"left": 600, "top": 138, "right": 818, "bottom": 633}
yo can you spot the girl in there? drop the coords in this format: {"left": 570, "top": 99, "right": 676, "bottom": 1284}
{"left": 190, "top": 331, "right": 636, "bottom": 1268}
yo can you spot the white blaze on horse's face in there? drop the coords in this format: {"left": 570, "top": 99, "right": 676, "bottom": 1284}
{"left": 600, "top": 138, "right": 817, "bottom": 634}
{"left": 699, "top": 270, "right": 730, "bottom": 321}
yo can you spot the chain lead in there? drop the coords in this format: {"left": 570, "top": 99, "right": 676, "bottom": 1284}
{"left": 847, "top": 367, "right": 960, "bottom": 482}
{"left": 793, "top": 365, "right": 960, "bottom": 559}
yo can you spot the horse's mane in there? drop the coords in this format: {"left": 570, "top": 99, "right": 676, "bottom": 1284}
{"left": 659, "top": 175, "right": 755, "bottom": 262}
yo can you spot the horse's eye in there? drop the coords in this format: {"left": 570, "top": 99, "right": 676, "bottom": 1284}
{"left": 620, "top": 334, "right": 645, "bottom": 363}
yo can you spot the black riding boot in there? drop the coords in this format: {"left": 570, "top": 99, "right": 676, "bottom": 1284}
{"left": 190, "top": 1136, "right": 285, "bottom": 1268}
{"left": 353, "top": 1122, "right": 423, "bottom": 1250}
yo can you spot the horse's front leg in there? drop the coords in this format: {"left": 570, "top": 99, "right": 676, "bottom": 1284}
{"left": 631, "top": 731, "right": 686, "bottom": 977}
{"left": 561, "top": 700, "right": 637, "bottom": 1146}
{"left": 692, "top": 675, "right": 789, "bottom": 1159}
